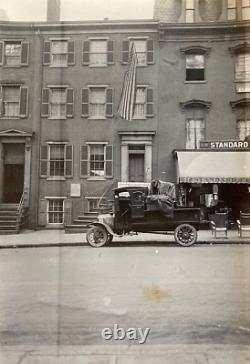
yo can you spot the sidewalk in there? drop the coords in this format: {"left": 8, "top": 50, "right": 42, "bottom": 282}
{"left": 0, "top": 229, "right": 249, "bottom": 248}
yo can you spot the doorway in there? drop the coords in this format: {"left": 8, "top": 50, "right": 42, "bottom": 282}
{"left": 3, "top": 143, "right": 25, "bottom": 203}
{"left": 128, "top": 145, "right": 145, "bottom": 182}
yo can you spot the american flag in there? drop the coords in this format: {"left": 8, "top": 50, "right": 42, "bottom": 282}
{"left": 117, "top": 42, "right": 138, "bottom": 121}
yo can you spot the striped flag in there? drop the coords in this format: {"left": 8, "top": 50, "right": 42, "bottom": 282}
{"left": 117, "top": 42, "right": 138, "bottom": 121}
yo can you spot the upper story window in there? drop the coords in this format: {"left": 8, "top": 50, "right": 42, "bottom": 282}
{"left": 81, "top": 86, "right": 113, "bottom": 119}
{"left": 242, "top": 0, "right": 250, "bottom": 19}
{"left": 80, "top": 143, "right": 113, "bottom": 179}
{"left": 40, "top": 143, "right": 73, "bottom": 179}
{"left": 230, "top": 44, "right": 250, "bottom": 92}
{"left": 237, "top": 120, "right": 250, "bottom": 140}
{"left": 41, "top": 87, "right": 74, "bottom": 119}
{"left": 83, "top": 39, "right": 114, "bottom": 67}
{"left": 133, "top": 86, "right": 154, "bottom": 119}
{"left": 228, "top": 0, "right": 237, "bottom": 20}
{"left": 186, "top": 54, "right": 205, "bottom": 81}
{"left": 43, "top": 39, "right": 75, "bottom": 67}
{"left": 186, "top": 119, "right": 205, "bottom": 149}
{"left": 0, "top": 41, "right": 29, "bottom": 67}
{"left": 0, "top": 84, "right": 28, "bottom": 118}
{"left": 186, "top": 0, "right": 195, "bottom": 22}
{"left": 122, "top": 39, "right": 154, "bottom": 66}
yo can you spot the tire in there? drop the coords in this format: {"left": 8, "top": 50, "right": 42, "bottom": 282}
{"left": 174, "top": 224, "right": 197, "bottom": 247}
{"left": 86, "top": 226, "right": 109, "bottom": 247}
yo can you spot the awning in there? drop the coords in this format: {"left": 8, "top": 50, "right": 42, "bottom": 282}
{"left": 176, "top": 151, "right": 250, "bottom": 183}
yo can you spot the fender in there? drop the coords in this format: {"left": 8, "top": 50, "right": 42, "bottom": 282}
{"left": 88, "top": 222, "right": 116, "bottom": 236}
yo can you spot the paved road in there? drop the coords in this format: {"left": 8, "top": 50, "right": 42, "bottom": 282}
{"left": 0, "top": 244, "right": 250, "bottom": 362}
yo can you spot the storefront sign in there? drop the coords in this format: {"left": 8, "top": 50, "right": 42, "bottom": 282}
{"left": 180, "top": 177, "right": 250, "bottom": 183}
{"left": 70, "top": 183, "right": 81, "bottom": 197}
{"left": 200, "top": 141, "right": 250, "bottom": 149}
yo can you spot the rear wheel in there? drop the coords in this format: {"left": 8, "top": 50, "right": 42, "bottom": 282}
{"left": 174, "top": 224, "right": 197, "bottom": 247}
{"left": 86, "top": 226, "right": 109, "bottom": 247}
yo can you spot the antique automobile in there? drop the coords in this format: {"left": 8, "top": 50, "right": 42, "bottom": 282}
{"left": 86, "top": 180, "right": 202, "bottom": 247}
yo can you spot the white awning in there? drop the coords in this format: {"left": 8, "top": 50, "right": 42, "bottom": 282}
{"left": 176, "top": 151, "right": 250, "bottom": 183}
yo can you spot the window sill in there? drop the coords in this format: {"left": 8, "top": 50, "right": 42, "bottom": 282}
{"left": 49, "top": 65, "right": 68, "bottom": 68}
{"left": 47, "top": 177, "right": 66, "bottom": 181}
{"left": 0, "top": 116, "right": 20, "bottom": 119}
{"left": 88, "top": 117, "right": 107, "bottom": 120}
{"left": 132, "top": 117, "right": 147, "bottom": 120}
{"left": 48, "top": 117, "right": 67, "bottom": 120}
{"left": 184, "top": 80, "right": 207, "bottom": 84}
{"left": 3, "top": 65, "right": 22, "bottom": 68}
{"left": 87, "top": 177, "right": 106, "bottom": 181}
{"left": 89, "top": 64, "right": 108, "bottom": 68}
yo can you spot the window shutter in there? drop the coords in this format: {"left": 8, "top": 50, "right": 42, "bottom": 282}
{"left": 81, "top": 88, "right": 89, "bottom": 117}
{"left": 0, "top": 42, "right": 4, "bottom": 66}
{"left": 41, "top": 88, "right": 50, "bottom": 117}
{"left": 19, "top": 87, "right": 28, "bottom": 118}
{"left": 21, "top": 42, "right": 29, "bottom": 66}
{"left": 107, "top": 40, "right": 114, "bottom": 65}
{"left": 147, "top": 39, "right": 154, "bottom": 64}
{"left": 122, "top": 40, "right": 129, "bottom": 64}
{"left": 146, "top": 87, "right": 154, "bottom": 117}
{"left": 82, "top": 41, "right": 90, "bottom": 65}
{"left": 106, "top": 88, "right": 114, "bottom": 117}
{"left": 40, "top": 145, "right": 48, "bottom": 177}
{"left": 105, "top": 145, "right": 113, "bottom": 178}
{"left": 67, "top": 40, "right": 75, "bottom": 65}
{"left": 38, "top": 198, "right": 47, "bottom": 226}
{"left": 43, "top": 41, "right": 51, "bottom": 65}
{"left": 65, "top": 144, "right": 73, "bottom": 177}
{"left": 80, "top": 145, "right": 89, "bottom": 177}
{"left": 66, "top": 88, "right": 74, "bottom": 117}
{"left": 0, "top": 86, "right": 3, "bottom": 116}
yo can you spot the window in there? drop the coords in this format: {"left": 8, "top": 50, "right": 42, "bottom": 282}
{"left": 0, "top": 41, "right": 29, "bottom": 67}
{"left": 186, "top": 54, "right": 205, "bottom": 81}
{"left": 242, "top": 0, "right": 250, "bottom": 19}
{"left": 186, "top": 0, "right": 195, "bottom": 22}
{"left": 0, "top": 85, "right": 28, "bottom": 118}
{"left": 134, "top": 87, "right": 146, "bottom": 118}
{"left": 87, "top": 198, "right": 101, "bottom": 212}
{"left": 122, "top": 39, "right": 154, "bottom": 65}
{"left": 235, "top": 53, "right": 250, "bottom": 81}
{"left": 81, "top": 87, "right": 113, "bottom": 119}
{"left": 228, "top": 0, "right": 237, "bottom": 20}
{"left": 186, "top": 119, "right": 205, "bottom": 149}
{"left": 43, "top": 39, "right": 75, "bottom": 67}
{"left": 41, "top": 87, "right": 74, "bottom": 119}
{"left": 47, "top": 199, "right": 64, "bottom": 224}
{"left": 90, "top": 40, "right": 107, "bottom": 66}
{"left": 83, "top": 39, "right": 114, "bottom": 66}
{"left": 51, "top": 40, "right": 68, "bottom": 67}
{"left": 40, "top": 143, "right": 73, "bottom": 178}
{"left": 80, "top": 144, "right": 113, "bottom": 178}
{"left": 133, "top": 40, "right": 147, "bottom": 66}
{"left": 237, "top": 120, "right": 250, "bottom": 140}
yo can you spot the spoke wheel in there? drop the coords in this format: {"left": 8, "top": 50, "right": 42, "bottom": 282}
{"left": 86, "top": 226, "right": 108, "bottom": 247}
{"left": 174, "top": 224, "right": 197, "bottom": 247}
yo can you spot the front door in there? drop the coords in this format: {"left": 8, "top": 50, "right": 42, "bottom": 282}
{"left": 129, "top": 154, "right": 144, "bottom": 182}
{"left": 3, "top": 144, "right": 25, "bottom": 203}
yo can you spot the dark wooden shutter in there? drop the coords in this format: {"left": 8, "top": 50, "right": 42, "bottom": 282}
{"left": 38, "top": 198, "right": 47, "bottom": 226}
{"left": 107, "top": 40, "right": 114, "bottom": 65}
{"left": 67, "top": 40, "right": 75, "bottom": 65}
{"left": 147, "top": 39, "right": 154, "bottom": 64}
{"left": 0, "top": 86, "right": 3, "bottom": 116}
{"left": 82, "top": 41, "right": 90, "bottom": 65}
{"left": 0, "top": 42, "right": 3, "bottom": 65}
{"left": 106, "top": 88, "right": 114, "bottom": 117}
{"left": 21, "top": 42, "right": 29, "bottom": 65}
{"left": 105, "top": 145, "right": 113, "bottom": 178}
{"left": 122, "top": 40, "right": 129, "bottom": 64}
{"left": 40, "top": 145, "right": 48, "bottom": 177}
{"left": 65, "top": 144, "right": 73, "bottom": 177}
{"left": 81, "top": 88, "right": 89, "bottom": 117}
{"left": 19, "top": 87, "right": 28, "bottom": 118}
{"left": 146, "top": 87, "right": 154, "bottom": 117}
{"left": 66, "top": 88, "right": 74, "bottom": 117}
{"left": 43, "top": 41, "right": 51, "bottom": 65}
{"left": 41, "top": 88, "right": 50, "bottom": 117}
{"left": 80, "top": 145, "right": 89, "bottom": 177}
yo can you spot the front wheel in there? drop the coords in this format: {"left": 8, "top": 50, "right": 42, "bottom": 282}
{"left": 86, "top": 226, "right": 109, "bottom": 247}
{"left": 174, "top": 224, "right": 197, "bottom": 247}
